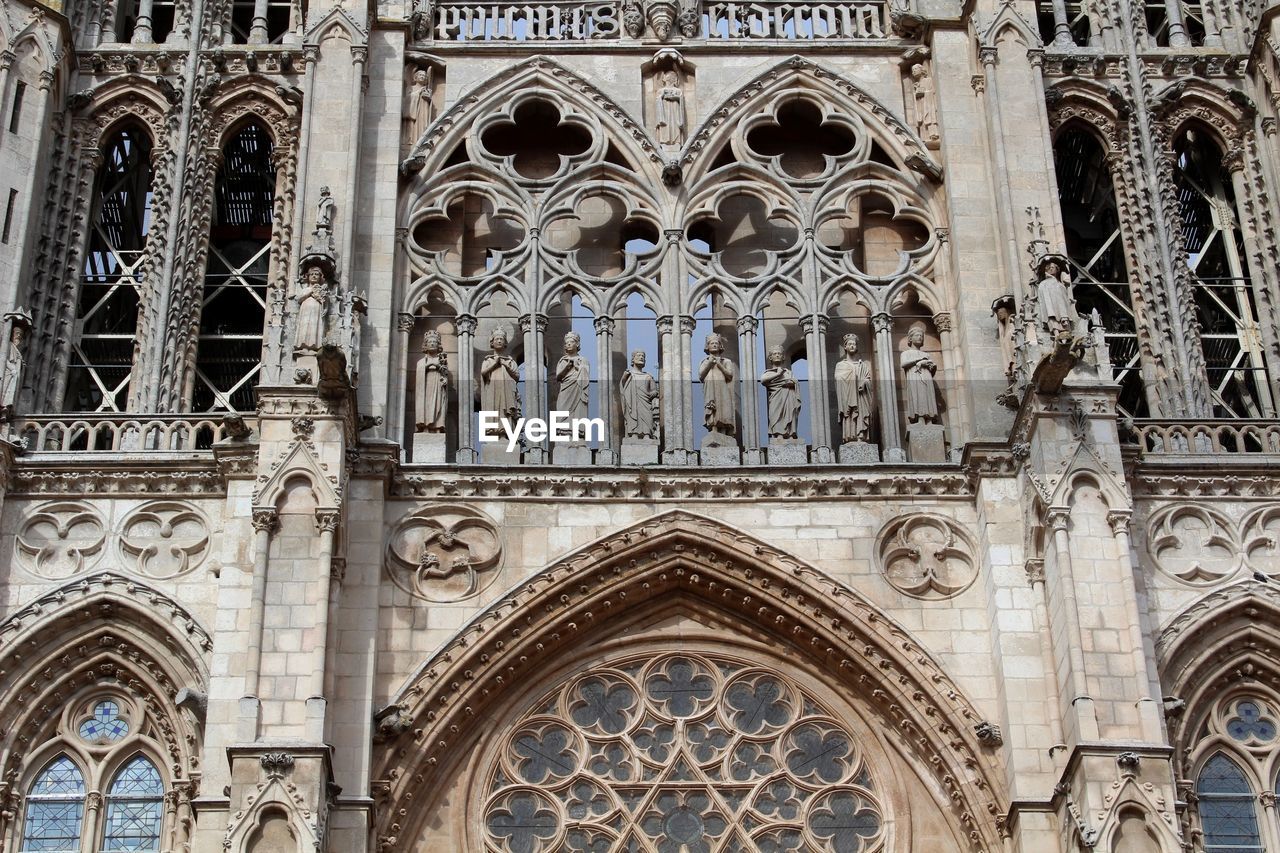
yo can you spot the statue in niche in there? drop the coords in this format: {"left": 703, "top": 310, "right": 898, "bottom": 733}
{"left": 992, "top": 296, "right": 1017, "bottom": 381}
{"left": 699, "top": 332, "right": 737, "bottom": 438}
{"left": 294, "top": 264, "right": 330, "bottom": 352}
{"left": 480, "top": 327, "right": 520, "bottom": 429}
{"left": 910, "top": 64, "right": 940, "bottom": 144}
{"left": 1035, "top": 257, "right": 1080, "bottom": 337}
{"left": 315, "top": 186, "right": 335, "bottom": 243}
{"left": 415, "top": 330, "right": 449, "bottom": 433}
{"left": 404, "top": 68, "right": 433, "bottom": 146}
{"left": 555, "top": 331, "right": 590, "bottom": 421}
{"left": 834, "top": 333, "right": 874, "bottom": 443}
{"left": 620, "top": 350, "right": 659, "bottom": 439}
{"left": 901, "top": 322, "right": 940, "bottom": 424}
{"left": 760, "top": 345, "right": 801, "bottom": 440}
{"left": 655, "top": 69, "right": 686, "bottom": 146}
{"left": 0, "top": 316, "right": 28, "bottom": 418}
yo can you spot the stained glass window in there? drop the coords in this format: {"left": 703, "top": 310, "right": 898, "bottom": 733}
{"left": 21, "top": 755, "right": 85, "bottom": 852}
{"left": 483, "top": 653, "right": 884, "bottom": 852}
{"left": 78, "top": 701, "right": 130, "bottom": 744}
{"left": 103, "top": 756, "right": 163, "bottom": 852}
{"left": 1197, "top": 753, "right": 1263, "bottom": 853}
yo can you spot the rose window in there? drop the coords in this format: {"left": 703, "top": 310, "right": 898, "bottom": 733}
{"left": 482, "top": 653, "right": 885, "bottom": 852}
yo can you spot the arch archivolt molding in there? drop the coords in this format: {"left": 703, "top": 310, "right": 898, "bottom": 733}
{"left": 373, "top": 511, "right": 1005, "bottom": 852}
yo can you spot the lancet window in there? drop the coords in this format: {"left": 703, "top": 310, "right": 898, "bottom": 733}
{"left": 17, "top": 696, "right": 167, "bottom": 852}
{"left": 1052, "top": 126, "right": 1146, "bottom": 417}
{"left": 192, "top": 121, "right": 276, "bottom": 413}
{"left": 65, "top": 125, "right": 153, "bottom": 412}
{"left": 1173, "top": 126, "right": 1274, "bottom": 418}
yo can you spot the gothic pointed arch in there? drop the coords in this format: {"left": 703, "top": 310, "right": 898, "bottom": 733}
{"left": 1152, "top": 78, "right": 1255, "bottom": 151}
{"left": 401, "top": 57, "right": 666, "bottom": 185}
{"left": 374, "top": 510, "right": 1005, "bottom": 852}
{"left": 0, "top": 573, "right": 209, "bottom": 827}
{"left": 679, "top": 57, "right": 941, "bottom": 184}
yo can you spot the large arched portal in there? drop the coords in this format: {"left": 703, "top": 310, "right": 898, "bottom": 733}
{"left": 373, "top": 511, "right": 1005, "bottom": 852}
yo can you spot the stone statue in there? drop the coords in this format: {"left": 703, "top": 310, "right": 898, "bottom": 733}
{"left": 760, "top": 344, "right": 801, "bottom": 440}
{"left": 1035, "top": 257, "right": 1079, "bottom": 336}
{"left": 622, "top": 0, "right": 644, "bottom": 37}
{"left": 834, "top": 333, "right": 874, "bottom": 444}
{"left": 655, "top": 69, "right": 686, "bottom": 147}
{"left": 404, "top": 68, "right": 433, "bottom": 145}
{"left": 555, "top": 331, "right": 590, "bottom": 421}
{"left": 0, "top": 319, "right": 27, "bottom": 417}
{"left": 295, "top": 264, "right": 329, "bottom": 352}
{"left": 699, "top": 332, "right": 736, "bottom": 437}
{"left": 901, "top": 322, "right": 939, "bottom": 424}
{"left": 911, "top": 64, "right": 939, "bottom": 144}
{"left": 480, "top": 328, "right": 520, "bottom": 429}
{"left": 415, "top": 330, "right": 449, "bottom": 433}
{"left": 620, "top": 350, "right": 659, "bottom": 439}
{"left": 315, "top": 186, "right": 335, "bottom": 246}
{"left": 992, "top": 296, "right": 1017, "bottom": 382}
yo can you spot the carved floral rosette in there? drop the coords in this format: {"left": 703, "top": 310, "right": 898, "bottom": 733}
{"left": 15, "top": 500, "right": 108, "bottom": 578}
{"left": 385, "top": 504, "right": 503, "bottom": 601}
{"left": 874, "top": 513, "right": 977, "bottom": 600}
{"left": 118, "top": 501, "right": 212, "bottom": 579}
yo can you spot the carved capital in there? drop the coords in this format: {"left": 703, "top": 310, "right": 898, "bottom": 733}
{"left": 1222, "top": 145, "right": 1246, "bottom": 174}
{"left": 679, "top": 315, "right": 697, "bottom": 335}
{"left": 970, "top": 75, "right": 986, "bottom": 94}
{"left": 978, "top": 47, "right": 998, "bottom": 67}
{"left": 456, "top": 314, "right": 478, "bottom": 335}
{"left": 1045, "top": 509, "right": 1071, "bottom": 534}
{"left": 1262, "top": 117, "right": 1278, "bottom": 138}
{"left": 350, "top": 45, "right": 369, "bottom": 65}
{"left": 736, "top": 315, "right": 758, "bottom": 335}
{"left": 593, "top": 315, "right": 616, "bottom": 335}
{"left": 799, "top": 314, "right": 829, "bottom": 335}
{"left": 1106, "top": 510, "right": 1132, "bottom": 536}
{"left": 251, "top": 508, "right": 279, "bottom": 534}
{"left": 1025, "top": 558, "right": 1045, "bottom": 585}
{"left": 316, "top": 510, "right": 340, "bottom": 533}
{"left": 397, "top": 312, "right": 416, "bottom": 334}
{"left": 656, "top": 315, "right": 674, "bottom": 334}
{"left": 1261, "top": 790, "right": 1277, "bottom": 809}
{"left": 933, "top": 312, "right": 953, "bottom": 334}
{"left": 871, "top": 313, "right": 892, "bottom": 335}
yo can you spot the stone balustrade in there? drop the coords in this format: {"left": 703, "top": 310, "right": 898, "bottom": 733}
{"left": 11, "top": 415, "right": 250, "bottom": 453}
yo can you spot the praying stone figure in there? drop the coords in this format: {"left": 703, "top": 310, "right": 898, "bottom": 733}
{"left": 835, "top": 333, "right": 875, "bottom": 450}
{"left": 700, "top": 332, "right": 736, "bottom": 438}
{"left": 415, "top": 330, "right": 449, "bottom": 433}
{"left": 911, "top": 64, "right": 940, "bottom": 145}
{"left": 294, "top": 264, "right": 329, "bottom": 352}
{"left": 0, "top": 317, "right": 28, "bottom": 419}
{"left": 655, "top": 69, "right": 686, "bottom": 147}
{"left": 480, "top": 328, "right": 520, "bottom": 429}
{"left": 404, "top": 68, "right": 433, "bottom": 147}
{"left": 760, "top": 345, "right": 801, "bottom": 440}
{"left": 620, "top": 350, "right": 659, "bottom": 439}
{"left": 554, "top": 331, "right": 590, "bottom": 422}
{"left": 1035, "top": 257, "right": 1080, "bottom": 337}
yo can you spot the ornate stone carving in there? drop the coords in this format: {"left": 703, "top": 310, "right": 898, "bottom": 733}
{"left": 119, "top": 501, "right": 211, "bottom": 579}
{"left": 480, "top": 327, "right": 520, "bottom": 434}
{"left": 0, "top": 309, "right": 31, "bottom": 420}
{"left": 876, "top": 513, "right": 977, "bottom": 599}
{"left": 834, "top": 333, "right": 874, "bottom": 445}
{"left": 699, "top": 332, "right": 736, "bottom": 439}
{"left": 900, "top": 322, "right": 939, "bottom": 425}
{"left": 554, "top": 331, "right": 590, "bottom": 423}
{"left": 654, "top": 67, "right": 686, "bottom": 146}
{"left": 910, "top": 63, "right": 939, "bottom": 146}
{"left": 16, "top": 501, "right": 107, "bottom": 578}
{"left": 1147, "top": 505, "right": 1240, "bottom": 585}
{"left": 294, "top": 263, "right": 331, "bottom": 353}
{"left": 385, "top": 504, "right": 503, "bottom": 601}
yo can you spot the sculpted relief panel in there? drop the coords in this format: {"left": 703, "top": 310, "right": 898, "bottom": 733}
{"left": 875, "top": 513, "right": 976, "bottom": 600}
{"left": 1147, "top": 504, "right": 1280, "bottom": 585}
{"left": 385, "top": 504, "right": 503, "bottom": 601}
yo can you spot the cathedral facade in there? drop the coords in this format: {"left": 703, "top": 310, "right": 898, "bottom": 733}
{"left": 0, "top": 0, "right": 1275, "bottom": 849}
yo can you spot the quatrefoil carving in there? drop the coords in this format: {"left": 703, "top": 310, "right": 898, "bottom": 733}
{"left": 479, "top": 98, "right": 593, "bottom": 181}
{"left": 742, "top": 97, "right": 863, "bottom": 180}
{"left": 686, "top": 190, "right": 800, "bottom": 279}
{"left": 410, "top": 190, "right": 526, "bottom": 279}
{"left": 386, "top": 505, "right": 503, "bottom": 601}
{"left": 876, "top": 513, "right": 977, "bottom": 600}
{"left": 16, "top": 501, "right": 107, "bottom": 578}
{"left": 119, "top": 501, "right": 210, "bottom": 579}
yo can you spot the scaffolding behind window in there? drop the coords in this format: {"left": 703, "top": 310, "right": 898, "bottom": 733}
{"left": 1036, "top": 0, "right": 1093, "bottom": 46}
{"left": 1053, "top": 127, "right": 1147, "bottom": 417}
{"left": 1174, "top": 127, "right": 1274, "bottom": 418}
{"left": 227, "top": 0, "right": 295, "bottom": 43}
{"left": 1145, "top": 0, "right": 1206, "bottom": 46}
{"left": 65, "top": 126, "right": 153, "bottom": 412}
{"left": 192, "top": 122, "right": 274, "bottom": 412}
